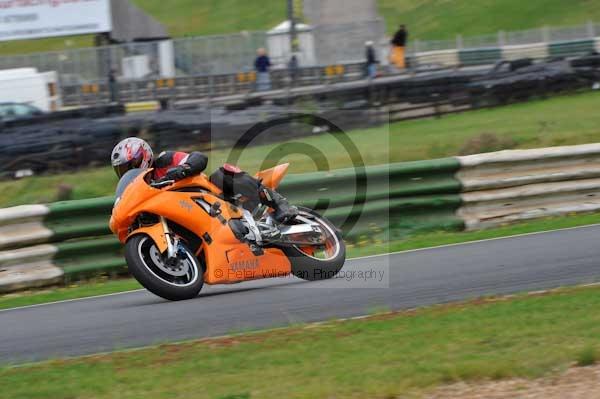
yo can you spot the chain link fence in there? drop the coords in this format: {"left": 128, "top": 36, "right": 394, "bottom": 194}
{"left": 405, "top": 21, "right": 599, "bottom": 53}
{"left": 172, "top": 32, "right": 268, "bottom": 75}
{"left": 0, "top": 20, "right": 598, "bottom": 86}
{"left": 0, "top": 21, "right": 384, "bottom": 84}
{"left": 313, "top": 19, "right": 386, "bottom": 65}
{"left": 0, "top": 41, "right": 163, "bottom": 84}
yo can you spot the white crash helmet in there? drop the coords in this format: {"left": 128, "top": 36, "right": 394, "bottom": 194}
{"left": 111, "top": 137, "right": 154, "bottom": 178}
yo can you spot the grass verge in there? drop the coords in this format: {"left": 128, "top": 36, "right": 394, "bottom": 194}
{"left": 3, "top": 0, "right": 600, "bottom": 54}
{"left": 3, "top": 284, "right": 600, "bottom": 398}
{"left": 379, "top": 0, "right": 600, "bottom": 40}
{"left": 0, "top": 279, "right": 141, "bottom": 311}
{"left": 0, "top": 0, "right": 286, "bottom": 55}
{"left": 1, "top": 91, "right": 600, "bottom": 207}
{"left": 1, "top": 211, "right": 599, "bottom": 311}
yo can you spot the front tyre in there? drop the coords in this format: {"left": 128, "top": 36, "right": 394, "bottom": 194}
{"left": 281, "top": 207, "right": 346, "bottom": 281}
{"left": 125, "top": 235, "right": 204, "bottom": 301}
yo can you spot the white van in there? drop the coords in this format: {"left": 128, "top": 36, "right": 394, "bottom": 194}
{"left": 0, "top": 68, "right": 61, "bottom": 112}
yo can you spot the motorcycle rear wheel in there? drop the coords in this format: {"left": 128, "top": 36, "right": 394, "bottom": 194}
{"left": 279, "top": 207, "right": 346, "bottom": 281}
{"left": 125, "top": 234, "right": 204, "bottom": 301}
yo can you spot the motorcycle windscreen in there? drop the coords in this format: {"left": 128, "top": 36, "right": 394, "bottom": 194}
{"left": 116, "top": 168, "right": 147, "bottom": 198}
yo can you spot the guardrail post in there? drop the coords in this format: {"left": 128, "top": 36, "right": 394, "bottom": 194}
{"left": 587, "top": 20, "right": 595, "bottom": 38}
{"left": 456, "top": 34, "right": 463, "bottom": 49}
{"left": 498, "top": 31, "right": 506, "bottom": 47}
{"left": 542, "top": 26, "right": 550, "bottom": 44}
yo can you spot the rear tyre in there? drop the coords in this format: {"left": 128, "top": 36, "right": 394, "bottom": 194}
{"left": 125, "top": 234, "right": 204, "bottom": 301}
{"left": 280, "top": 207, "right": 346, "bottom": 281}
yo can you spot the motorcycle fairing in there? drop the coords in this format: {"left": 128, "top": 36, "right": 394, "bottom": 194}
{"left": 112, "top": 168, "right": 292, "bottom": 285}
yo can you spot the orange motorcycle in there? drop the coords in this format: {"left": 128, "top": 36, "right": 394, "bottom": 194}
{"left": 109, "top": 164, "right": 345, "bottom": 301}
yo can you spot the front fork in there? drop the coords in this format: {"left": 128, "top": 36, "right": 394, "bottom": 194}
{"left": 160, "top": 216, "right": 178, "bottom": 260}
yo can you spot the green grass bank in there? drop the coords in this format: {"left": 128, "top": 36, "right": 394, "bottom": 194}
{"left": 2, "top": 0, "right": 600, "bottom": 54}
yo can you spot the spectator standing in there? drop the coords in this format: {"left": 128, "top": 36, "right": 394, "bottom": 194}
{"left": 365, "top": 41, "right": 378, "bottom": 79}
{"left": 254, "top": 48, "right": 272, "bottom": 91}
{"left": 108, "top": 69, "right": 120, "bottom": 103}
{"left": 288, "top": 54, "right": 299, "bottom": 86}
{"left": 390, "top": 24, "right": 408, "bottom": 69}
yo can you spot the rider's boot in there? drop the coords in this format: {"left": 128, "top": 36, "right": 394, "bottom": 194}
{"left": 260, "top": 186, "right": 298, "bottom": 224}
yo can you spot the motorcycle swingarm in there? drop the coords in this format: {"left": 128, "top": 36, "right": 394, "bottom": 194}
{"left": 273, "top": 223, "right": 327, "bottom": 246}
{"left": 273, "top": 239, "right": 327, "bottom": 247}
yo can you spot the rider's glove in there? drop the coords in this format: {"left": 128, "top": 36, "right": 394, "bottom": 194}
{"left": 165, "top": 165, "right": 190, "bottom": 181}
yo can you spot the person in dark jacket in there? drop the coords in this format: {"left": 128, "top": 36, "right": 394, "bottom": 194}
{"left": 288, "top": 54, "right": 299, "bottom": 85}
{"left": 108, "top": 69, "right": 119, "bottom": 103}
{"left": 254, "top": 48, "right": 272, "bottom": 91}
{"left": 365, "top": 41, "right": 378, "bottom": 79}
{"left": 390, "top": 25, "right": 408, "bottom": 69}
{"left": 392, "top": 25, "right": 408, "bottom": 47}
{"left": 110, "top": 137, "right": 297, "bottom": 223}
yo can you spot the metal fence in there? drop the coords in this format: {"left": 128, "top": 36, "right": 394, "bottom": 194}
{"left": 313, "top": 19, "right": 386, "bottom": 64}
{"left": 0, "top": 20, "right": 598, "bottom": 90}
{"left": 407, "top": 21, "right": 599, "bottom": 53}
{"left": 0, "top": 41, "right": 163, "bottom": 84}
{"left": 172, "top": 31, "right": 268, "bottom": 76}
{"left": 0, "top": 20, "right": 384, "bottom": 84}
{"left": 0, "top": 34, "right": 268, "bottom": 84}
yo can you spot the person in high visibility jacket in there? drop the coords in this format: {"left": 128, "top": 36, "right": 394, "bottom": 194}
{"left": 390, "top": 24, "right": 408, "bottom": 69}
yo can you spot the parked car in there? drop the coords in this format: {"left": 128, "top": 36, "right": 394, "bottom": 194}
{"left": 0, "top": 102, "right": 44, "bottom": 122}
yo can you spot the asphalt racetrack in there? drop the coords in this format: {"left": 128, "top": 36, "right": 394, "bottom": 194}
{"left": 2, "top": 225, "right": 600, "bottom": 364}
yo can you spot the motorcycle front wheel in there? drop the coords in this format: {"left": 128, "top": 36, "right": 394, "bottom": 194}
{"left": 125, "top": 234, "right": 204, "bottom": 301}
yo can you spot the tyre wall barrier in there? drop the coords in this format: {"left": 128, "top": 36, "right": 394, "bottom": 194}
{"left": 2, "top": 143, "right": 600, "bottom": 292}
{"left": 548, "top": 40, "right": 597, "bottom": 58}
{"left": 456, "top": 143, "right": 600, "bottom": 230}
{"left": 501, "top": 43, "right": 549, "bottom": 61}
{"left": 458, "top": 48, "right": 503, "bottom": 66}
{"left": 0, "top": 197, "right": 119, "bottom": 293}
{"left": 414, "top": 50, "right": 460, "bottom": 67}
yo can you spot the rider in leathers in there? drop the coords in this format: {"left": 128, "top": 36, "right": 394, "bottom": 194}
{"left": 111, "top": 137, "right": 298, "bottom": 223}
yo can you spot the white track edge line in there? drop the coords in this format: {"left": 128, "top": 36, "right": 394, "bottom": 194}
{"left": 0, "top": 289, "right": 147, "bottom": 313}
{"left": 348, "top": 222, "right": 600, "bottom": 260}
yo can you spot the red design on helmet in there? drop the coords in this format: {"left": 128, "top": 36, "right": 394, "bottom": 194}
{"left": 111, "top": 137, "right": 154, "bottom": 178}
